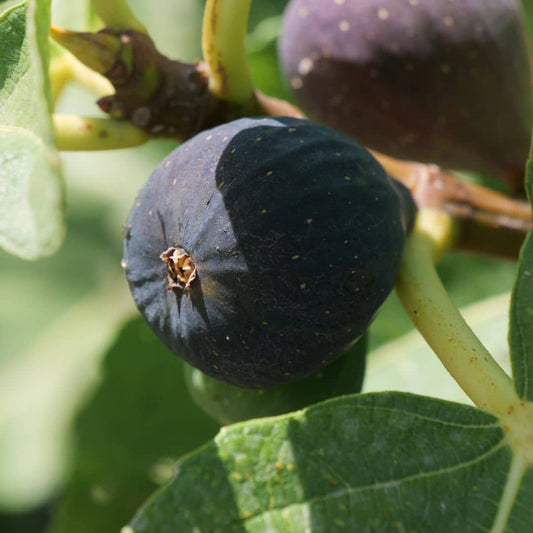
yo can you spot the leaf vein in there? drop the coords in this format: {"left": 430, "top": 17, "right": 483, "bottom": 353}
{"left": 226, "top": 440, "right": 507, "bottom": 529}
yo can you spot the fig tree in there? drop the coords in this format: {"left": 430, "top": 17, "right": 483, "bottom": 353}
{"left": 279, "top": 0, "right": 532, "bottom": 189}
{"left": 123, "top": 116, "right": 416, "bottom": 388}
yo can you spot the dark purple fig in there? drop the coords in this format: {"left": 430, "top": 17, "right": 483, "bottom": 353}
{"left": 279, "top": 0, "right": 532, "bottom": 190}
{"left": 123, "top": 116, "right": 415, "bottom": 389}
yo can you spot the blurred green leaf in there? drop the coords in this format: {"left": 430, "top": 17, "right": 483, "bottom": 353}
{"left": 127, "top": 0, "right": 204, "bottom": 60}
{"left": 366, "top": 292, "right": 512, "bottom": 404}
{"left": 0, "top": 502, "right": 53, "bottom": 533}
{"left": 247, "top": 15, "right": 281, "bottom": 54}
{"left": 370, "top": 253, "right": 517, "bottom": 351}
{"left": 509, "top": 131, "right": 533, "bottom": 400}
{"left": 47, "top": 317, "right": 219, "bottom": 533}
{"left": 0, "top": 0, "right": 26, "bottom": 11}
{"left": 50, "top": 0, "right": 91, "bottom": 30}
{"left": 0, "top": 195, "right": 121, "bottom": 365}
{"left": 0, "top": 129, "right": 63, "bottom": 259}
{"left": 0, "top": 0, "right": 65, "bottom": 259}
{"left": 248, "top": 0, "right": 288, "bottom": 29}
{"left": 245, "top": 8, "right": 293, "bottom": 102}
{"left": 249, "top": 38, "right": 292, "bottom": 102}
{"left": 521, "top": 0, "right": 533, "bottom": 43}
{"left": 129, "top": 392, "right": 532, "bottom": 532}
{"left": 0, "top": 278, "right": 133, "bottom": 510}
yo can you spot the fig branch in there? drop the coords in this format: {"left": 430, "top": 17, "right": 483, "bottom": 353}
{"left": 49, "top": 54, "right": 73, "bottom": 105}
{"left": 49, "top": 44, "right": 114, "bottom": 109}
{"left": 368, "top": 152, "right": 532, "bottom": 260}
{"left": 395, "top": 208, "right": 518, "bottom": 416}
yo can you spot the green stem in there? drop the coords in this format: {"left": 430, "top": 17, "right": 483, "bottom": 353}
{"left": 63, "top": 52, "right": 114, "bottom": 97}
{"left": 395, "top": 208, "right": 518, "bottom": 416}
{"left": 49, "top": 51, "right": 113, "bottom": 107}
{"left": 90, "top": 0, "right": 146, "bottom": 33}
{"left": 49, "top": 55, "right": 73, "bottom": 107}
{"left": 201, "top": 0, "right": 255, "bottom": 103}
{"left": 53, "top": 114, "right": 148, "bottom": 150}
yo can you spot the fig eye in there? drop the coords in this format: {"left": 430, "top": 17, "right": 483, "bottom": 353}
{"left": 160, "top": 247, "right": 197, "bottom": 290}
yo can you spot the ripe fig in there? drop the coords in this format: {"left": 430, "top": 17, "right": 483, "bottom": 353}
{"left": 184, "top": 335, "right": 366, "bottom": 425}
{"left": 123, "top": 116, "right": 415, "bottom": 388}
{"left": 279, "top": 0, "right": 532, "bottom": 190}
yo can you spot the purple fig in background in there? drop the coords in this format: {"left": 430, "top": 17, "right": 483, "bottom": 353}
{"left": 279, "top": 0, "right": 533, "bottom": 191}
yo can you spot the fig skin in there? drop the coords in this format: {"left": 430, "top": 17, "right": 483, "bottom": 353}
{"left": 184, "top": 335, "right": 367, "bottom": 425}
{"left": 123, "top": 116, "right": 415, "bottom": 389}
{"left": 279, "top": 0, "right": 532, "bottom": 189}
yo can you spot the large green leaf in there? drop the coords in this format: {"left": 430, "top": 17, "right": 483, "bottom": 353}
{"left": 0, "top": 0, "right": 65, "bottom": 259}
{"left": 509, "top": 135, "right": 533, "bottom": 400}
{"left": 47, "top": 317, "right": 219, "bottom": 533}
{"left": 0, "top": 0, "right": 27, "bottom": 12}
{"left": 129, "top": 393, "right": 531, "bottom": 532}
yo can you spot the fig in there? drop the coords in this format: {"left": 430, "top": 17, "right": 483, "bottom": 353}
{"left": 279, "top": 0, "right": 532, "bottom": 189}
{"left": 123, "top": 116, "right": 415, "bottom": 388}
{"left": 184, "top": 335, "right": 367, "bottom": 425}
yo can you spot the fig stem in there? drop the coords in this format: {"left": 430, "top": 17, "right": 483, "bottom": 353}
{"left": 53, "top": 114, "right": 148, "bottom": 151}
{"left": 372, "top": 153, "right": 532, "bottom": 259}
{"left": 395, "top": 208, "right": 518, "bottom": 416}
{"left": 67, "top": 54, "right": 114, "bottom": 96}
{"left": 89, "top": 0, "right": 146, "bottom": 33}
{"left": 201, "top": 0, "right": 256, "bottom": 106}
{"left": 49, "top": 54, "right": 73, "bottom": 106}
{"left": 49, "top": 44, "right": 114, "bottom": 100}
{"left": 371, "top": 152, "right": 532, "bottom": 223}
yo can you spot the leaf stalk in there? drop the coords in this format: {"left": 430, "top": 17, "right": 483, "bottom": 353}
{"left": 53, "top": 114, "right": 148, "bottom": 150}
{"left": 201, "top": 0, "right": 256, "bottom": 107}
{"left": 395, "top": 208, "right": 518, "bottom": 416}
